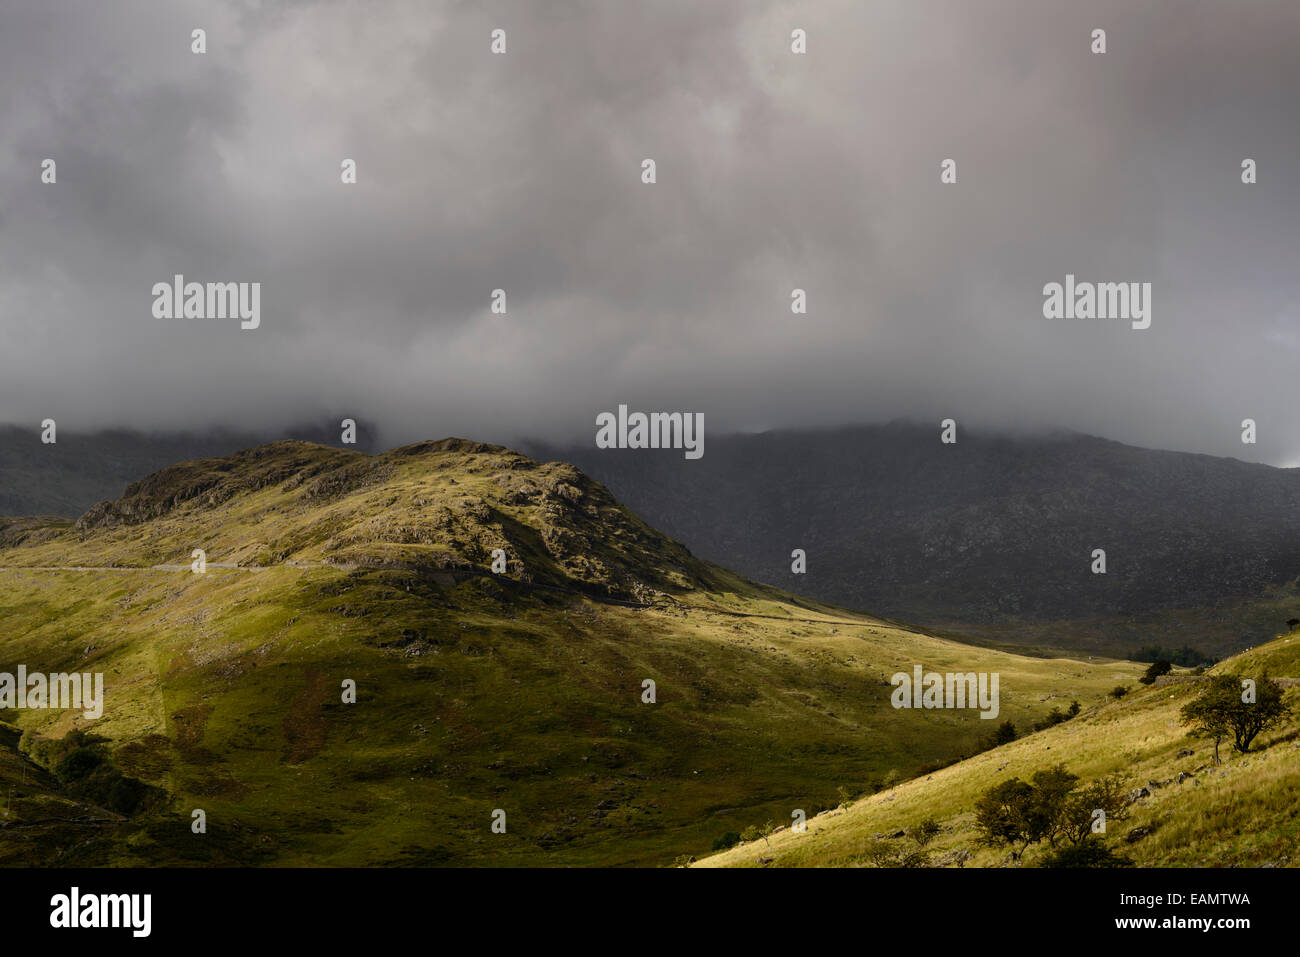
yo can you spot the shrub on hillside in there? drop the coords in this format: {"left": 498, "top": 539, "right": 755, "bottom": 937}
{"left": 1138, "top": 660, "right": 1172, "bottom": 685}
{"left": 974, "top": 769, "right": 1077, "bottom": 859}
{"left": 54, "top": 747, "right": 104, "bottom": 784}
{"left": 1180, "top": 674, "right": 1291, "bottom": 761}
{"left": 1032, "top": 702, "right": 1080, "bottom": 731}
{"left": 1058, "top": 775, "right": 1130, "bottom": 845}
{"left": 712, "top": 831, "right": 741, "bottom": 851}
{"left": 974, "top": 765, "right": 1128, "bottom": 860}
{"left": 30, "top": 730, "right": 157, "bottom": 817}
{"left": 106, "top": 776, "right": 150, "bottom": 816}
{"left": 863, "top": 839, "right": 930, "bottom": 868}
{"left": 907, "top": 818, "right": 941, "bottom": 847}
{"left": 1040, "top": 840, "right": 1133, "bottom": 868}
{"left": 983, "top": 720, "right": 1018, "bottom": 749}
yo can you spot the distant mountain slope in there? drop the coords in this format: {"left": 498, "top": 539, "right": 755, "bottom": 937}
{"left": 0, "top": 439, "right": 1134, "bottom": 866}
{"left": 531, "top": 424, "right": 1300, "bottom": 656}
{"left": 699, "top": 633, "right": 1300, "bottom": 868}
{"left": 0, "top": 422, "right": 379, "bottom": 518}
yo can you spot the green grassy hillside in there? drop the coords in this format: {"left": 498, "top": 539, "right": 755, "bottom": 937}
{"left": 698, "top": 635, "right": 1300, "bottom": 867}
{"left": 0, "top": 439, "right": 1141, "bottom": 866}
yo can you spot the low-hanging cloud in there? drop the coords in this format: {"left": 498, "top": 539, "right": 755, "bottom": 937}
{"left": 2, "top": 0, "right": 1298, "bottom": 462}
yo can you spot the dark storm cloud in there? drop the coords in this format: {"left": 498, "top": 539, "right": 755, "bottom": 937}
{"left": 2, "top": 0, "right": 1298, "bottom": 461}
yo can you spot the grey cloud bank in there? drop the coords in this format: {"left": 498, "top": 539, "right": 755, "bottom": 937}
{"left": 2, "top": 0, "right": 1298, "bottom": 463}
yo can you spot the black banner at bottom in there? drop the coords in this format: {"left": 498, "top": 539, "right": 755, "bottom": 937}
{"left": 0, "top": 866, "right": 1281, "bottom": 943}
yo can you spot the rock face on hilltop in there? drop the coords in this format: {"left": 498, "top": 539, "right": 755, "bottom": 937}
{"left": 59, "top": 438, "right": 721, "bottom": 603}
{"left": 76, "top": 443, "right": 365, "bottom": 530}
{"left": 0, "top": 515, "right": 70, "bottom": 548}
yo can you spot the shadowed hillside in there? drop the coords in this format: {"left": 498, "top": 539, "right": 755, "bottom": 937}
{"left": 535, "top": 424, "right": 1300, "bottom": 656}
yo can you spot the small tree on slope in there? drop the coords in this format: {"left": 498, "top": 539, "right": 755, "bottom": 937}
{"left": 1180, "top": 674, "right": 1290, "bottom": 761}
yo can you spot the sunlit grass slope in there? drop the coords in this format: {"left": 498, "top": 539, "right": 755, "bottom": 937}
{"left": 699, "top": 635, "right": 1300, "bottom": 868}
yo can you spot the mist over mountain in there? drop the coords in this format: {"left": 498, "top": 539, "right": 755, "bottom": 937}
{"left": 5, "top": 1, "right": 1300, "bottom": 467}
{"left": 529, "top": 423, "right": 1300, "bottom": 655}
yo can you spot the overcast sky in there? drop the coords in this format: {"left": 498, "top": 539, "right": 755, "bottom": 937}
{"left": 3, "top": 0, "right": 1298, "bottom": 463}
